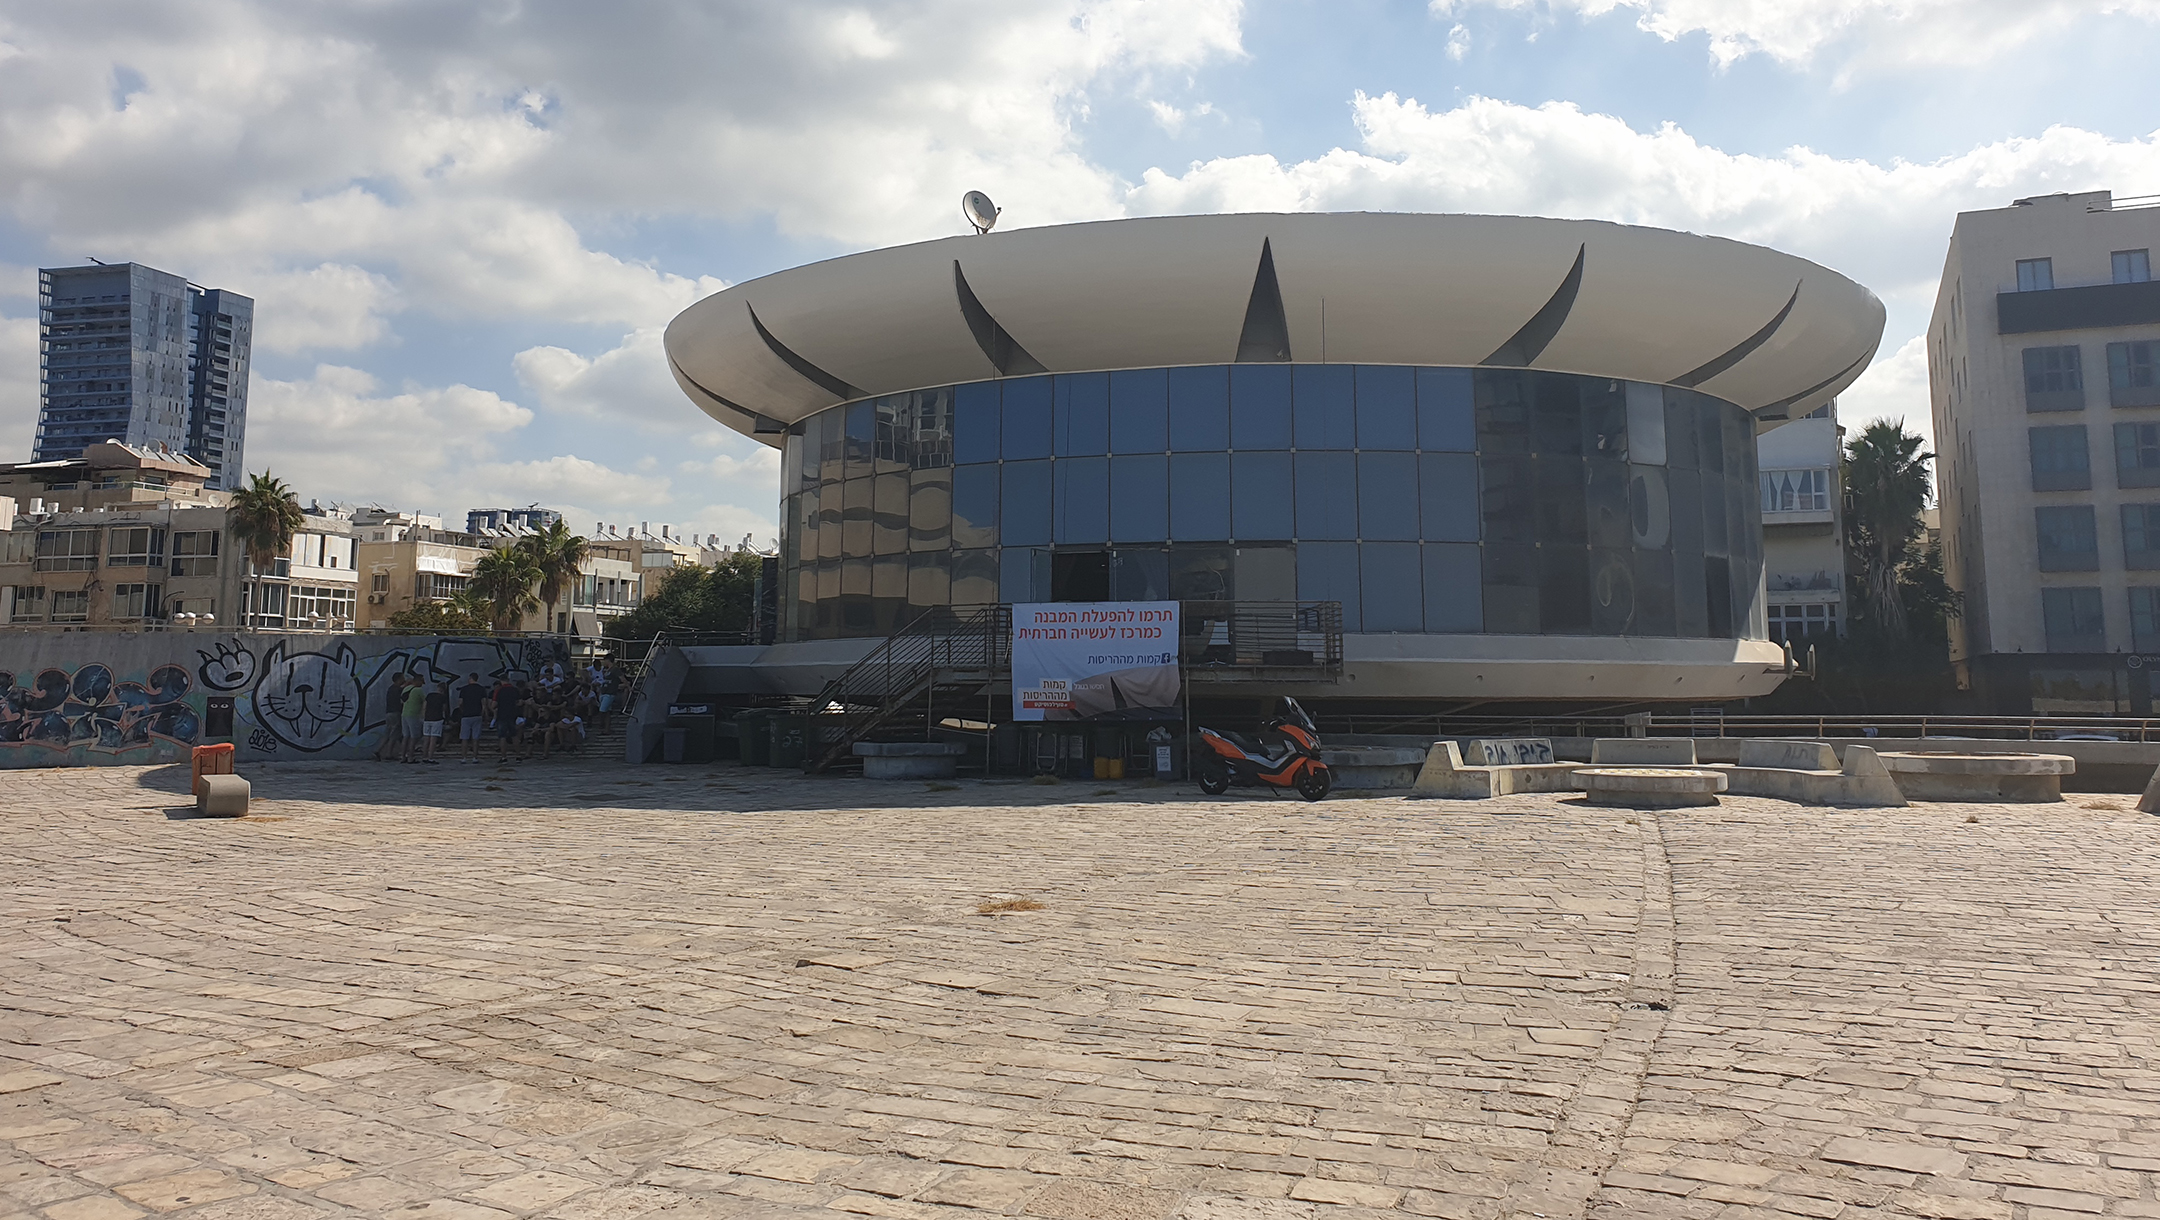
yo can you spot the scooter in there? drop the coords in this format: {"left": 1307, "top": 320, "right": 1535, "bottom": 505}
{"left": 1194, "top": 697, "right": 1333, "bottom": 801}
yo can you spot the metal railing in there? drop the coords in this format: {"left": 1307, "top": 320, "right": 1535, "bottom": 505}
{"left": 1180, "top": 600, "right": 1344, "bottom": 680}
{"left": 1332, "top": 710, "right": 2160, "bottom": 743}
{"left": 804, "top": 605, "right": 1012, "bottom": 773}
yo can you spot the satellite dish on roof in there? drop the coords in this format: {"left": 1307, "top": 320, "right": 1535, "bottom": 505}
{"left": 962, "top": 191, "right": 1000, "bottom": 235}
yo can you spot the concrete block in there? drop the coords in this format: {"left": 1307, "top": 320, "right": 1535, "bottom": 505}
{"left": 1466, "top": 738, "right": 1554, "bottom": 765}
{"left": 196, "top": 773, "right": 250, "bottom": 818}
{"left": 1408, "top": 742, "right": 1580, "bottom": 799}
{"left": 1737, "top": 738, "right": 1839, "bottom": 771}
{"left": 1575, "top": 767, "right": 1724, "bottom": 808}
{"left": 1591, "top": 738, "right": 1697, "bottom": 766}
{"left": 1878, "top": 751, "right": 2074, "bottom": 803}
{"left": 2139, "top": 761, "right": 2160, "bottom": 813}
{"left": 1711, "top": 744, "right": 1908, "bottom": 808}
{"left": 1319, "top": 747, "right": 1427, "bottom": 790}
{"left": 854, "top": 742, "right": 966, "bottom": 780}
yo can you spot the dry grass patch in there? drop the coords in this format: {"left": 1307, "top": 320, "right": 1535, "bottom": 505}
{"left": 976, "top": 898, "right": 1045, "bottom": 915}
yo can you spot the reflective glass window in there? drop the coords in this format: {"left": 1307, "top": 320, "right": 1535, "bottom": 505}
{"left": 1169, "top": 453, "right": 1231, "bottom": 540}
{"left": 817, "top": 408, "right": 846, "bottom": 484}
{"left": 1234, "top": 546, "right": 1296, "bottom": 600}
{"left": 842, "top": 477, "right": 872, "bottom": 557}
{"left": 1625, "top": 382, "right": 1666, "bottom": 465}
{"left": 1482, "top": 545, "right": 1539, "bottom": 633}
{"left": 951, "top": 464, "right": 997, "bottom": 548}
{"left": 1002, "top": 459, "right": 1052, "bottom": 546}
{"left": 1532, "top": 374, "right": 1583, "bottom": 455}
{"left": 783, "top": 431, "right": 805, "bottom": 491}
{"left": 872, "top": 473, "right": 908, "bottom": 555}
{"left": 1002, "top": 376, "right": 1052, "bottom": 459}
{"left": 1356, "top": 452, "right": 1418, "bottom": 541}
{"left": 2123, "top": 503, "right": 2160, "bottom": 569}
{"left": 1629, "top": 466, "right": 1671, "bottom": 550}
{"left": 1540, "top": 546, "right": 1591, "bottom": 633}
{"left": 1360, "top": 542, "right": 1422, "bottom": 632}
{"left": 954, "top": 382, "right": 1000, "bottom": 464}
{"left": 872, "top": 558, "right": 907, "bottom": 631}
{"left": 907, "top": 552, "right": 950, "bottom": 610}
{"left": 1589, "top": 548, "right": 1635, "bottom": 635}
{"left": 1168, "top": 366, "right": 1230, "bottom": 451}
{"left": 911, "top": 388, "right": 954, "bottom": 469}
{"left": 1002, "top": 547, "right": 1050, "bottom": 602}
{"left": 1667, "top": 467, "right": 1703, "bottom": 557}
{"left": 1700, "top": 471, "right": 1730, "bottom": 556}
{"left": 1110, "top": 369, "right": 1169, "bottom": 454}
{"left": 1632, "top": 550, "right": 1676, "bottom": 636}
{"left": 873, "top": 397, "right": 911, "bottom": 472}
{"left": 1294, "top": 452, "right": 1357, "bottom": 539}
{"left": 1231, "top": 452, "right": 1294, "bottom": 539}
{"left": 1579, "top": 379, "right": 1626, "bottom": 460}
{"left": 1416, "top": 368, "right": 1474, "bottom": 452}
{"left": 1723, "top": 407, "right": 1753, "bottom": 482}
{"left": 1663, "top": 390, "right": 1700, "bottom": 469}
{"left": 1055, "top": 456, "right": 1109, "bottom": 544}
{"left": 1055, "top": 373, "right": 1109, "bottom": 456}
{"left": 909, "top": 469, "right": 951, "bottom": 551}
{"left": 951, "top": 547, "right": 998, "bottom": 605}
{"left": 1704, "top": 555, "right": 1734, "bottom": 637}
{"left": 1297, "top": 541, "right": 1361, "bottom": 632}
{"left": 1474, "top": 370, "right": 1530, "bottom": 454}
{"left": 2042, "top": 586, "right": 2105, "bottom": 651}
{"left": 1585, "top": 458, "right": 1630, "bottom": 549}
{"left": 1422, "top": 543, "right": 1482, "bottom": 632}
{"left": 1110, "top": 454, "right": 1169, "bottom": 542}
{"left": 1535, "top": 456, "right": 1587, "bottom": 544}
{"left": 797, "top": 487, "right": 820, "bottom": 561}
{"left": 1672, "top": 539, "right": 1707, "bottom": 636}
{"left": 1111, "top": 548, "right": 1170, "bottom": 601}
{"left": 1694, "top": 398, "right": 1725, "bottom": 475}
{"left": 1170, "top": 546, "right": 1235, "bottom": 600}
{"left": 1480, "top": 455, "right": 1535, "bottom": 544}
{"left": 1417, "top": 453, "right": 1478, "bottom": 543}
{"left": 1293, "top": 365, "right": 1355, "bottom": 449}
{"left": 2136, "top": 588, "right": 2160, "bottom": 650}
{"left": 2037, "top": 505, "right": 2100, "bottom": 571}
{"left": 816, "top": 483, "right": 842, "bottom": 560}
{"left": 1354, "top": 366, "right": 1416, "bottom": 450}
{"left": 844, "top": 401, "right": 875, "bottom": 478}
{"left": 1229, "top": 365, "right": 1292, "bottom": 449}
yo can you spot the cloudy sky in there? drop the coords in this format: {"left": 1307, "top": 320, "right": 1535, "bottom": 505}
{"left": 3, "top": 1, "right": 2158, "bottom": 542}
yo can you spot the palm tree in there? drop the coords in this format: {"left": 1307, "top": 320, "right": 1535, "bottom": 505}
{"left": 227, "top": 472, "right": 307, "bottom": 627}
{"left": 1842, "top": 419, "right": 1934, "bottom": 641}
{"left": 469, "top": 545, "right": 542, "bottom": 632}
{"left": 516, "top": 520, "right": 589, "bottom": 634}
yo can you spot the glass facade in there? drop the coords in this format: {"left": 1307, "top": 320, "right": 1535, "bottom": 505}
{"left": 775, "top": 365, "right": 1765, "bottom": 642}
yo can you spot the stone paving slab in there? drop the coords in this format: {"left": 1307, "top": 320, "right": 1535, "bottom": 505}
{"left": 0, "top": 758, "right": 2154, "bottom": 1220}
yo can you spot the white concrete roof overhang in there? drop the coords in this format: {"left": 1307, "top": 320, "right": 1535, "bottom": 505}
{"left": 664, "top": 211, "right": 1886, "bottom": 446}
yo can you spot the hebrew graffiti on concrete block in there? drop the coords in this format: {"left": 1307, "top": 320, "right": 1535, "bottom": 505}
{"left": 0, "top": 633, "right": 573, "bottom": 768}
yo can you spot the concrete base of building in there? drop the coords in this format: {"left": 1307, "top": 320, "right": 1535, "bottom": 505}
{"left": 854, "top": 742, "right": 966, "bottom": 780}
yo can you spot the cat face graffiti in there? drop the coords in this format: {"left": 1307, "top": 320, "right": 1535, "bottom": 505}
{"left": 253, "top": 641, "right": 361, "bottom": 751}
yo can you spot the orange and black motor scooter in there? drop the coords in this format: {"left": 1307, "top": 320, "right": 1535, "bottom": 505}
{"left": 1194, "top": 697, "right": 1333, "bottom": 801}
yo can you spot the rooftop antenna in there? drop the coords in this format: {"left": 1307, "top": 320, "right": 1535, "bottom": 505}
{"left": 962, "top": 191, "right": 1000, "bottom": 235}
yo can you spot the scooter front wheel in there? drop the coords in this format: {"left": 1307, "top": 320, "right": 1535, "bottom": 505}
{"left": 1196, "top": 767, "right": 1230, "bottom": 796}
{"left": 1296, "top": 765, "right": 1333, "bottom": 802}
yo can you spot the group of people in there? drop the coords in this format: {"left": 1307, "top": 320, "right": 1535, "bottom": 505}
{"left": 375, "top": 661, "right": 622, "bottom": 764}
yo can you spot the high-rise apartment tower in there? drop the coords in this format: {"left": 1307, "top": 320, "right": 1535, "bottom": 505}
{"left": 34, "top": 263, "right": 253, "bottom": 490}
{"left": 1930, "top": 189, "right": 2160, "bottom": 713}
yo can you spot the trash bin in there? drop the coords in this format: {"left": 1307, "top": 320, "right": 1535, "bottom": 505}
{"left": 666, "top": 703, "right": 719, "bottom": 764}
{"left": 662, "top": 727, "right": 688, "bottom": 764}
{"left": 737, "top": 709, "right": 773, "bottom": 766}
{"left": 769, "top": 715, "right": 808, "bottom": 769}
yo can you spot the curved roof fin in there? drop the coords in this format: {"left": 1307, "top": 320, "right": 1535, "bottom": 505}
{"left": 1755, "top": 348, "right": 1872, "bottom": 420}
{"left": 747, "top": 303, "right": 863, "bottom": 400}
{"left": 953, "top": 261, "right": 1047, "bottom": 376}
{"left": 1235, "top": 238, "right": 1292, "bottom": 362}
{"left": 1481, "top": 244, "right": 1584, "bottom": 367}
{"left": 1673, "top": 281, "right": 1802, "bottom": 388}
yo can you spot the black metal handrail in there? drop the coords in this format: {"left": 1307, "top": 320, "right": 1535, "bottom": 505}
{"left": 804, "top": 605, "right": 1012, "bottom": 772}
{"left": 1180, "top": 600, "right": 1344, "bottom": 679}
{"left": 1326, "top": 710, "right": 2160, "bottom": 743}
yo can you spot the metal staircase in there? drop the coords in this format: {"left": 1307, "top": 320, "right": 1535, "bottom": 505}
{"left": 803, "top": 605, "right": 1011, "bottom": 773}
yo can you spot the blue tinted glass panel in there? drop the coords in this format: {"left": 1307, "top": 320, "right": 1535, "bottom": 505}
{"left": 1423, "top": 544, "right": 1482, "bottom": 631}
{"left": 1054, "top": 372, "right": 1108, "bottom": 456}
{"left": 1360, "top": 542, "right": 1422, "bottom": 632}
{"left": 1354, "top": 366, "right": 1416, "bottom": 450}
{"left": 1110, "top": 369, "right": 1169, "bottom": 454}
{"left": 1293, "top": 365, "right": 1355, "bottom": 450}
{"left": 1001, "top": 548, "right": 1048, "bottom": 603}
{"left": 1297, "top": 542, "right": 1361, "bottom": 632}
{"left": 1109, "top": 455, "right": 1169, "bottom": 542}
{"left": 1230, "top": 365, "right": 1292, "bottom": 449}
{"left": 1231, "top": 452, "right": 1294, "bottom": 539}
{"left": 1417, "top": 368, "right": 1474, "bottom": 451}
{"left": 1356, "top": 452, "right": 1418, "bottom": 541}
{"left": 1055, "top": 456, "right": 1109, "bottom": 544}
{"left": 1169, "top": 453, "right": 1231, "bottom": 540}
{"left": 1168, "top": 366, "right": 1230, "bottom": 451}
{"left": 1419, "top": 453, "right": 1479, "bottom": 542}
{"left": 1002, "top": 459, "right": 1051, "bottom": 545}
{"left": 1294, "top": 452, "right": 1357, "bottom": 539}
{"left": 951, "top": 464, "right": 997, "bottom": 548}
{"left": 953, "top": 383, "right": 1000, "bottom": 464}
{"left": 844, "top": 401, "right": 876, "bottom": 477}
{"left": 1002, "top": 376, "right": 1052, "bottom": 459}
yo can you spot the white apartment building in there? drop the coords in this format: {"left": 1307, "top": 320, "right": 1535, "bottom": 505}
{"left": 1929, "top": 189, "right": 2160, "bottom": 713}
{"left": 1757, "top": 403, "right": 1845, "bottom": 648}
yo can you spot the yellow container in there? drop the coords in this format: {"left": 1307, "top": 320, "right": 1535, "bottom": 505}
{"left": 1094, "top": 757, "right": 1124, "bottom": 780}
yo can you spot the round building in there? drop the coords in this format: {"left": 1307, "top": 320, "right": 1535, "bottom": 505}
{"left": 665, "top": 211, "right": 1883, "bottom": 704}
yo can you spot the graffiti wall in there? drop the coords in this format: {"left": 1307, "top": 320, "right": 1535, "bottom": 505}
{"left": 0, "top": 633, "right": 571, "bottom": 768}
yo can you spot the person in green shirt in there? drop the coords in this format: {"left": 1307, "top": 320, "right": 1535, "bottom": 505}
{"left": 399, "top": 675, "right": 428, "bottom": 763}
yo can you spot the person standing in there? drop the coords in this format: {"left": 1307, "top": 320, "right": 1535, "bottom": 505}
{"left": 375, "top": 675, "right": 407, "bottom": 762}
{"left": 455, "top": 672, "right": 488, "bottom": 763}
{"left": 420, "top": 680, "right": 450, "bottom": 764}
{"left": 493, "top": 677, "right": 525, "bottom": 763}
{"left": 398, "top": 676, "right": 428, "bottom": 763}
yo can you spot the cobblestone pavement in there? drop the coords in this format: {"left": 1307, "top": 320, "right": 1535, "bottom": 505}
{"left": 0, "top": 759, "right": 2155, "bottom": 1220}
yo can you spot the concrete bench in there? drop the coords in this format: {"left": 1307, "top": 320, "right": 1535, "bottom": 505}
{"left": 195, "top": 773, "right": 250, "bottom": 818}
{"left": 1590, "top": 738, "right": 1699, "bottom": 766}
{"left": 1876, "top": 752, "right": 2074, "bottom": 803}
{"left": 1408, "top": 741, "right": 1580, "bottom": 799}
{"left": 1466, "top": 738, "right": 1555, "bottom": 765}
{"left": 1318, "top": 747, "right": 1428, "bottom": 789}
{"left": 1709, "top": 743, "right": 1907, "bottom": 808}
{"left": 1576, "top": 767, "right": 1725, "bottom": 808}
{"left": 853, "top": 741, "right": 967, "bottom": 780}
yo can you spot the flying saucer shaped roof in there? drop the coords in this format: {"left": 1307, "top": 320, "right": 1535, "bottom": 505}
{"left": 665, "top": 211, "right": 1883, "bottom": 444}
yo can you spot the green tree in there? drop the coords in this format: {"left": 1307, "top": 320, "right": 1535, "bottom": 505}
{"left": 469, "top": 545, "right": 542, "bottom": 631}
{"left": 516, "top": 520, "right": 589, "bottom": 634}
{"left": 606, "top": 551, "right": 765, "bottom": 641}
{"left": 1842, "top": 419, "right": 1935, "bottom": 641}
{"left": 385, "top": 594, "right": 492, "bottom": 633}
{"left": 227, "top": 472, "right": 307, "bottom": 572}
